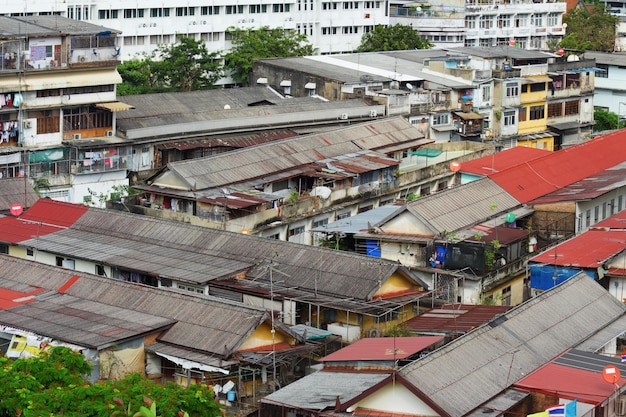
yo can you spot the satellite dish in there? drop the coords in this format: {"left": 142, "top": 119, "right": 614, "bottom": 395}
{"left": 223, "top": 104, "right": 231, "bottom": 110}
{"left": 406, "top": 83, "right": 414, "bottom": 91}
{"left": 311, "top": 186, "right": 332, "bottom": 199}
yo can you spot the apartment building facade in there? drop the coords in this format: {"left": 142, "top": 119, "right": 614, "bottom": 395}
{"left": 1, "top": 0, "right": 566, "bottom": 69}
{"left": 0, "top": 15, "right": 133, "bottom": 206}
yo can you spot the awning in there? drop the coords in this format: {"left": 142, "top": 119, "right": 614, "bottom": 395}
{"left": 0, "top": 152, "right": 20, "bottom": 165}
{"left": 95, "top": 101, "right": 135, "bottom": 112}
{"left": 521, "top": 76, "right": 553, "bottom": 84}
{"left": 154, "top": 351, "right": 230, "bottom": 374}
{"left": 256, "top": 77, "right": 268, "bottom": 84}
{"left": 29, "top": 148, "right": 67, "bottom": 163}
{"left": 280, "top": 80, "right": 291, "bottom": 87}
{"left": 20, "top": 69, "right": 122, "bottom": 91}
{"left": 454, "top": 111, "right": 485, "bottom": 120}
{"left": 305, "top": 82, "right": 316, "bottom": 89}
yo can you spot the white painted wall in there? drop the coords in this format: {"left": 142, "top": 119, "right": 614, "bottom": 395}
{"left": 347, "top": 380, "right": 439, "bottom": 417}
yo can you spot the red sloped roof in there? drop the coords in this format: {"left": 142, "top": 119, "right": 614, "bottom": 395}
{"left": 529, "top": 229, "right": 626, "bottom": 268}
{"left": 459, "top": 147, "right": 550, "bottom": 176}
{"left": 19, "top": 198, "right": 89, "bottom": 227}
{"left": 320, "top": 336, "right": 443, "bottom": 362}
{"left": 515, "top": 362, "right": 626, "bottom": 404}
{"left": 0, "top": 199, "right": 88, "bottom": 244}
{"left": 402, "top": 304, "right": 512, "bottom": 334}
{"left": 490, "top": 131, "right": 626, "bottom": 203}
{"left": 0, "top": 287, "right": 43, "bottom": 310}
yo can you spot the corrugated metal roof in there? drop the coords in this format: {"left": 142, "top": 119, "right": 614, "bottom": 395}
{"left": 262, "top": 371, "right": 390, "bottom": 410}
{"left": 320, "top": 336, "right": 443, "bottom": 362}
{"left": 0, "top": 255, "right": 280, "bottom": 358}
{"left": 407, "top": 178, "right": 521, "bottom": 234}
{"left": 458, "top": 147, "right": 550, "bottom": 177}
{"left": 514, "top": 349, "right": 626, "bottom": 405}
{"left": 7, "top": 199, "right": 424, "bottom": 303}
{"left": 402, "top": 304, "right": 512, "bottom": 334}
{"left": 529, "top": 161, "right": 626, "bottom": 204}
{"left": 399, "top": 274, "right": 626, "bottom": 417}
{"left": 575, "top": 313, "right": 626, "bottom": 352}
{"left": 155, "top": 129, "right": 297, "bottom": 151}
{"left": 0, "top": 178, "right": 39, "bottom": 212}
{"left": 529, "top": 228, "right": 626, "bottom": 268}
{"left": 162, "top": 117, "right": 422, "bottom": 191}
{"left": 18, "top": 15, "right": 121, "bottom": 35}
{"left": 312, "top": 205, "right": 403, "bottom": 234}
{"left": 490, "top": 131, "right": 626, "bottom": 203}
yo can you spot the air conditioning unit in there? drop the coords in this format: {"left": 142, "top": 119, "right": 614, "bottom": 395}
{"left": 369, "top": 110, "right": 377, "bottom": 117}
{"left": 105, "top": 130, "right": 114, "bottom": 137}
{"left": 72, "top": 133, "right": 82, "bottom": 140}
{"left": 23, "top": 120, "right": 32, "bottom": 129}
{"left": 340, "top": 113, "right": 348, "bottom": 120}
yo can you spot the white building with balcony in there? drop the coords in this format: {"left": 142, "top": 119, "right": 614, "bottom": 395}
{"left": 0, "top": 0, "right": 566, "bottom": 75}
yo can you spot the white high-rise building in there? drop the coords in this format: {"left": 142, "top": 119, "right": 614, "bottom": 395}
{"left": 0, "top": 0, "right": 565, "bottom": 66}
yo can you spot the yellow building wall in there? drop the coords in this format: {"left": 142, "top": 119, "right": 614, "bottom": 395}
{"left": 238, "top": 321, "right": 294, "bottom": 351}
{"left": 518, "top": 102, "right": 547, "bottom": 135}
{"left": 8, "top": 245, "right": 27, "bottom": 258}
{"left": 374, "top": 272, "right": 423, "bottom": 298}
{"left": 484, "top": 272, "right": 527, "bottom": 306}
{"left": 517, "top": 136, "right": 555, "bottom": 151}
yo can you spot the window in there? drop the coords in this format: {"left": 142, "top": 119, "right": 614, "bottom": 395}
{"left": 515, "top": 14, "right": 528, "bottom": 27}
{"left": 99, "top": 10, "right": 119, "bottom": 19}
{"left": 26, "top": 248, "right": 34, "bottom": 256}
{"left": 531, "top": 14, "right": 544, "bottom": 26}
{"left": 177, "top": 283, "right": 205, "bottom": 294}
{"left": 322, "top": 2, "right": 338, "bottom": 9}
{"left": 529, "top": 105, "right": 545, "bottom": 120}
{"left": 337, "top": 211, "right": 351, "bottom": 220}
{"left": 547, "top": 102, "right": 562, "bottom": 118}
{"left": 432, "top": 113, "right": 449, "bottom": 125}
{"left": 564, "top": 100, "right": 579, "bottom": 116}
{"left": 479, "top": 15, "right": 493, "bottom": 29}
{"left": 123, "top": 9, "right": 144, "bottom": 18}
{"left": 466, "top": 16, "right": 477, "bottom": 29}
{"left": 482, "top": 85, "right": 491, "bottom": 101}
{"left": 497, "top": 15, "right": 511, "bottom": 28}
{"left": 289, "top": 225, "right": 305, "bottom": 236}
{"left": 313, "top": 218, "right": 329, "bottom": 228}
{"left": 343, "top": 1, "right": 358, "bottom": 8}
{"left": 585, "top": 209, "right": 591, "bottom": 228}
{"left": 36, "top": 109, "right": 60, "bottom": 134}
{"left": 273, "top": 3, "right": 290, "bottom": 12}
{"left": 594, "top": 205, "right": 600, "bottom": 223}
{"left": 95, "top": 264, "right": 106, "bottom": 276}
{"left": 420, "top": 185, "right": 431, "bottom": 196}
{"left": 502, "top": 286, "right": 511, "bottom": 306}
{"left": 249, "top": 5, "right": 267, "bottom": 13}
{"left": 529, "top": 82, "right": 545, "bottom": 93}
{"left": 150, "top": 8, "right": 170, "bottom": 17}
{"left": 518, "top": 107, "right": 527, "bottom": 122}
{"left": 201, "top": 6, "right": 219, "bottom": 14}
{"left": 506, "top": 82, "right": 519, "bottom": 97}
{"left": 503, "top": 110, "right": 516, "bottom": 126}
{"left": 596, "top": 64, "right": 608, "bottom": 78}
{"left": 547, "top": 13, "right": 558, "bottom": 26}
{"left": 266, "top": 233, "right": 280, "bottom": 240}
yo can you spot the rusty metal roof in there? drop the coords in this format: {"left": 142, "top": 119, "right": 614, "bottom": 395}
{"left": 164, "top": 117, "right": 423, "bottom": 191}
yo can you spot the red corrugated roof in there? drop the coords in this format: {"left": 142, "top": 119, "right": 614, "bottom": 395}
{"left": 402, "top": 304, "right": 512, "bottom": 333}
{"left": 529, "top": 229, "right": 626, "bottom": 268}
{"left": 20, "top": 199, "right": 88, "bottom": 227}
{"left": 515, "top": 362, "right": 626, "bottom": 404}
{"left": 488, "top": 131, "right": 626, "bottom": 203}
{"left": 319, "top": 336, "right": 443, "bottom": 362}
{"left": 459, "top": 147, "right": 550, "bottom": 176}
{"left": 0, "top": 199, "right": 88, "bottom": 244}
{"left": 0, "top": 287, "right": 43, "bottom": 310}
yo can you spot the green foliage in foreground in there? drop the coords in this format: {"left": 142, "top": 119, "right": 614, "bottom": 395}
{"left": 0, "top": 347, "right": 220, "bottom": 417}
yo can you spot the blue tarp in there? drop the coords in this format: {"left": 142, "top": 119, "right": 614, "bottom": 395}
{"left": 529, "top": 264, "right": 594, "bottom": 291}
{"left": 366, "top": 239, "right": 381, "bottom": 257}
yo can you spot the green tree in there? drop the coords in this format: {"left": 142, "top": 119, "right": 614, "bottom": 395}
{"left": 223, "top": 26, "right": 314, "bottom": 85}
{"left": 0, "top": 347, "right": 220, "bottom": 417}
{"left": 117, "top": 36, "right": 222, "bottom": 94}
{"left": 594, "top": 107, "right": 624, "bottom": 131}
{"left": 117, "top": 59, "right": 162, "bottom": 95}
{"left": 356, "top": 24, "right": 433, "bottom": 52}
{"left": 560, "top": 6, "right": 618, "bottom": 52}
{"left": 152, "top": 36, "right": 223, "bottom": 91}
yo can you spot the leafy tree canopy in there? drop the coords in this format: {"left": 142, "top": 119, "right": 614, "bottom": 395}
{"left": 594, "top": 107, "right": 625, "bottom": 132}
{"left": 560, "top": 6, "right": 618, "bottom": 52}
{"left": 0, "top": 346, "right": 221, "bottom": 417}
{"left": 223, "top": 26, "right": 314, "bottom": 85}
{"left": 356, "top": 24, "right": 433, "bottom": 52}
{"left": 118, "top": 36, "right": 222, "bottom": 94}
